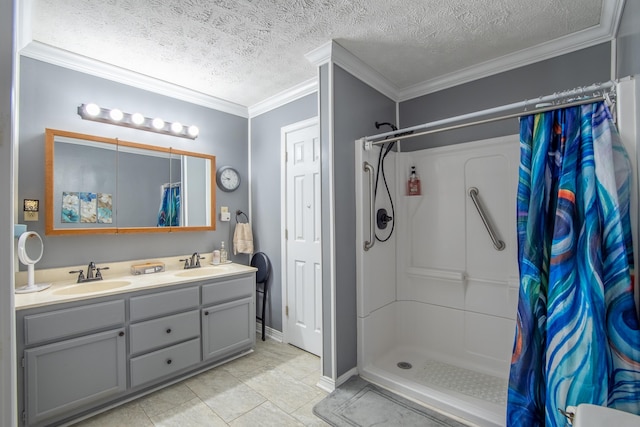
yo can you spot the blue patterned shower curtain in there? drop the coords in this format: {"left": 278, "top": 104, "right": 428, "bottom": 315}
{"left": 507, "top": 101, "right": 640, "bottom": 426}
{"left": 157, "top": 184, "right": 180, "bottom": 227}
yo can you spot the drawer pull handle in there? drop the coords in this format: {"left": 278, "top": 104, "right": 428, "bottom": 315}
{"left": 204, "top": 311, "right": 209, "bottom": 316}
{"left": 166, "top": 328, "right": 172, "bottom": 334}
{"left": 118, "top": 331, "right": 124, "bottom": 337}
{"left": 166, "top": 359, "right": 172, "bottom": 365}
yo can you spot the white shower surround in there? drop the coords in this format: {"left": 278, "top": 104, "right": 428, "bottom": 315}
{"left": 356, "top": 134, "right": 522, "bottom": 426}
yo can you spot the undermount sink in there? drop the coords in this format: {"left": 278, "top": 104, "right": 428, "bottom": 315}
{"left": 53, "top": 280, "right": 132, "bottom": 295}
{"left": 174, "top": 268, "right": 217, "bottom": 278}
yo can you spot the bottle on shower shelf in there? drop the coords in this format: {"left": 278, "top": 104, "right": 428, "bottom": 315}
{"left": 220, "top": 241, "right": 228, "bottom": 264}
{"left": 407, "top": 166, "right": 421, "bottom": 196}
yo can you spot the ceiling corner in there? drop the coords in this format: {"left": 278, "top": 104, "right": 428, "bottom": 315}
{"left": 16, "top": 0, "right": 35, "bottom": 50}
{"left": 305, "top": 40, "right": 333, "bottom": 67}
{"left": 304, "top": 40, "right": 399, "bottom": 102}
{"left": 607, "top": 0, "right": 628, "bottom": 37}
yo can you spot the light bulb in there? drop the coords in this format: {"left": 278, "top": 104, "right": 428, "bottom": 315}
{"left": 152, "top": 117, "right": 165, "bottom": 130}
{"left": 170, "top": 122, "right": 183, "bottom": 133}
{"left": 109, "top": 109, "right": 123, "bottom": 122}
{"left": 131, "top": 113, "right": 145, "bottom": 125}
{"left": 187, "top": 125, "right": 199, "bottom": 137}
{"left": 85, "top": 103, "right": 100, "bottom": 116}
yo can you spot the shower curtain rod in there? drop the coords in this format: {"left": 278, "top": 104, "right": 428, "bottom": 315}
{"left": 362, "top": 81, "right": 616, "bottom": 147}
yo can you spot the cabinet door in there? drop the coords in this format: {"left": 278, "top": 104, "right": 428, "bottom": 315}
{"left": 24, "top": 328, "right": 126, "bottom": 426}
{"left": 202, "top": 297, "right": 255, "bottom": 361}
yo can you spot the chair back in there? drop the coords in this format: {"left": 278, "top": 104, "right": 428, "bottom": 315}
{"left": 250, "top": 252, "right": 271, "bottom": 285}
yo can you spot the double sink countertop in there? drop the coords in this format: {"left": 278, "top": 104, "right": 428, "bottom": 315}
{"left": 14, "top": 254, "right": 257, "bottom": 310}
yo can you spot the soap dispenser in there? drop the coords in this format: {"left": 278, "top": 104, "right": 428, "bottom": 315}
{"left": 220, "top": 241, "right": 228, "bottom": 264}
{"left": 407, "top": 166, "right": 422, "bottom": 196}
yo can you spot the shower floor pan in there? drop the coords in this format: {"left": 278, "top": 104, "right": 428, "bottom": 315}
{"left": 360, "top": 347, "right": 508, "bottom": 427}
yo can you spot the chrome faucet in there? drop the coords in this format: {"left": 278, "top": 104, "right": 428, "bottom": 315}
{"left": 86, "top": 261, "right": 96, "bottom": 280}
{"left": 180, "top": 252, "right": 204, "bottom": 269}
{"left": 69, "top": 262, "right": 110, "bottom": 283}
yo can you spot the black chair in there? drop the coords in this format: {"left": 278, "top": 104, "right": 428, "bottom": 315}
{"left": 251, "top": 252, "right": 271, "bottom": 341}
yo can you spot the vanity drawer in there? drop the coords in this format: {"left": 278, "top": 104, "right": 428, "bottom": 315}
{"left": 202, "top": 275, "right": 253, "bottom": 306}
{"left": 130, "top": 310, "right": 200, "bottom": 355}
{"left": 130, "top": 286, "right": 199, "bottom": 321}
{"left": 24, "top": 300, "right": 125, "bottom": 346}
{"left": 130, "top": 338, "right": 201, "bottom": 388}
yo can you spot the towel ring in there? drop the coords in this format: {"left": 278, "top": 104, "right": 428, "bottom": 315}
{"left": 236, "top": 210, "right": 249, "bottom": 223}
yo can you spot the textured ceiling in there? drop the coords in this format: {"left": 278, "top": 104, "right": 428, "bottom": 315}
{"left": 30, "top": 0, "right": 604, "bottom": 107}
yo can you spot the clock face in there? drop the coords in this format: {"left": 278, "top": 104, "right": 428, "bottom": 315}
{"left": 217, "top": 166, "right": 241, "bottom": 192}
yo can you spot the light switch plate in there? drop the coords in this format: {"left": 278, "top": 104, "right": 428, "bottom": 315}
{"left": 221, "top": 206, "right": 229, "bottom": 213}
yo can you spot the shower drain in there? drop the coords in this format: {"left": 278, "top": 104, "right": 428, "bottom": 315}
{"left": 397, "top": 361, "right": 413, "bottom": 370}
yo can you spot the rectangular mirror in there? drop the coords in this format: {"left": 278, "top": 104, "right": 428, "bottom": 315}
{"left": 45, "top": 128, "right": 216, "bottom": 235}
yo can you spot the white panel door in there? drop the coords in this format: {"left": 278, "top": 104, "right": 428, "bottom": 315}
{"left": 285, "top": 122, "right": 321, "bottom": 356}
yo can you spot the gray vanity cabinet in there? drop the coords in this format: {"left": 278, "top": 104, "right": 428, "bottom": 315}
{"left": 24, "top": 329, "right": 126, "bottom": 425}
{"left": 129, "top": 286, "right": 201, "bottom": 387}
{"left": 202, "top": 297, "right": 254, "bottom": 360}
{"left": 17, "top": 271, "right": 256, "bottom": 426}
{"left": 201, "top": 275, "right": 255, "bottom": 361}
{"left": 21, "top": 300, "right": 126, "bottom": 426}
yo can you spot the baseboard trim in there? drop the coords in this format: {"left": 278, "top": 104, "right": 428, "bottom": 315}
{"left": 336, "top": 367, "right": 359, "bottom": 387}
{"left": 316, "top": 367, "right": 359, "bottom": 393}
{"left": 256, "top": 321, "right": 283, "bottom": 342}
{"left": 317, "top": 375, "right": 335, "bottom": 393}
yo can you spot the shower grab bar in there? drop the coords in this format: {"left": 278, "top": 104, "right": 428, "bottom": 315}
{"left": 364, "top": 162, "right": 375, "bottom": 251}
{"left": 468, "top": 187, "right": 506, "bottom": 251}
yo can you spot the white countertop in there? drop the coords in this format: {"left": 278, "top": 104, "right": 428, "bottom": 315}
{"left": 15, "top": 254, "right": 257, "bottom": 310}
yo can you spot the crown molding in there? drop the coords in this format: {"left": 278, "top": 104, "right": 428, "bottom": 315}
{"left": 20, "top": 41, "right": 249, "bottom": 118}
{"left": 306, "top": 40, "right": 399, "bottom": 102}
{"left": 16, "top": 0, "right": 34, "bottom": 51}
{"left": 398, "top": 0, "right": 624, "bottom": 102}
{"left": 248, "top": 78, "right": 318, "bottom": 118}
{"left": 305, "top": 40, "right": 333, "bottom": 67}
{"left": 608, "top": 0, "right": 628, "bottom": 37}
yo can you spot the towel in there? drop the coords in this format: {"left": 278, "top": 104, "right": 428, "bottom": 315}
{"left": 233, "top": 223, "right": 254, "bottom": 255}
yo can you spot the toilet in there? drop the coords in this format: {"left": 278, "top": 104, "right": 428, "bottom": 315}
{"left": 569, "top": 404, "right": 640, "bottom": 427}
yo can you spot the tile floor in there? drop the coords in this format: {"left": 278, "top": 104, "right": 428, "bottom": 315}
{"left": 72, "top": 337, "right": 330, "bottom": 427}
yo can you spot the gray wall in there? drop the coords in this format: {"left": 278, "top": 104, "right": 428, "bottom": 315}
{"left": 399, "top": 43, "right": 611, "bottom": 150}
{"left": 0, "top": 0, "right": 16, "bottom": 424}
{"left": 250, "top": 93, "right": 317, "bottom": 332}
{"left": 617, "top": 0, "right": 640, "bottom": 78}
{"left": 19, "top": 58, "right": 249, "bottom": 269}
{"left": 332, "top": 64, "right": 395, "bottom": 377}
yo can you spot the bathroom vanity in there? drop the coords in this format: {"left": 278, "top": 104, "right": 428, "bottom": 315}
{"left": 14, "top": 261, "right": 256, "bottom": 427}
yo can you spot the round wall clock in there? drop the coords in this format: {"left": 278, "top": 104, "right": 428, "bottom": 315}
{"left": 216, "top": 166, "right": 241, "bottom": 192}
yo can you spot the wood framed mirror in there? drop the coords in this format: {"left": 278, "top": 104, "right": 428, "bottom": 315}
{"left": 45, "top": 128, "right": 216, "bottom": 235}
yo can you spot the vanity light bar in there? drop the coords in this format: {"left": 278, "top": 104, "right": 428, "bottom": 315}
{"left": 77, "top": 103, "right": 199, "bottom": 140}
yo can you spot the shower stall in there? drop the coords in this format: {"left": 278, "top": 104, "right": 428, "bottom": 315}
{"left": 354, "top": 80, "right": 639, "bottom": 427}
{"left": 356, "top": 134, "right": 519, "bottom": 426}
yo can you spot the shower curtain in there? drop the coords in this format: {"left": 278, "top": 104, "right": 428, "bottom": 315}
{"left": 157, "top": 184, "right": 180, "bottom": 227}
{"left": 507, "top": 101, "right": 640, "bottom": 426}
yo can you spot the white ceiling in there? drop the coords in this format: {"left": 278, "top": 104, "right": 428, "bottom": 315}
{"left": 26, "top": 0, "right": 620, "bottom": 110}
